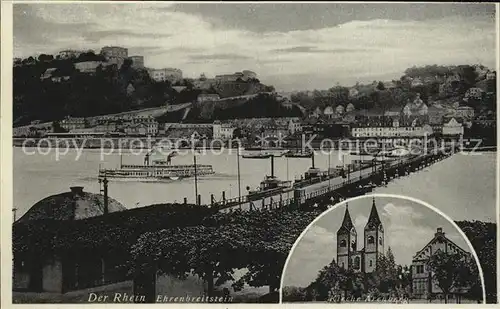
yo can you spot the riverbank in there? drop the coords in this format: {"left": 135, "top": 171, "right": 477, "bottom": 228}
{"left": 13, "top": 137, "right": 494, "bottom": 152}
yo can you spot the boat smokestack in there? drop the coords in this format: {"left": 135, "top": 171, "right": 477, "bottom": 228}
{"left": 271, "top": 155, "right": 274, "bottom": 177}
{"left": 311, "top": 152, "right": 315, "bottom": 169}
{"left": 102, "top": 177, "right": 109, "bottom": 215}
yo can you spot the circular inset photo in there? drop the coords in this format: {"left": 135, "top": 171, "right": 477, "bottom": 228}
{"left": 280, "top": 194, "right": 485, "bottom": 304}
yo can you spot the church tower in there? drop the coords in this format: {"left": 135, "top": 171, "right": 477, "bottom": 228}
{"left": 337, "top": 204, "right": 357, "bottom": 270}
{"left": 364, "top": 197, "right": 384, "bottom": 273}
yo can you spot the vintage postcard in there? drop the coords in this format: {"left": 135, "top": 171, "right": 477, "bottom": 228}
{"left": 1, "top": 1, "right": 498, "bottom": 306}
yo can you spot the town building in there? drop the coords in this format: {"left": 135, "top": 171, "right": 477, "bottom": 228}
{"left": 197, "top": 93, "right": 220, "bottom": 103}
{"left": 128, "top": 56, "right": 144, "bottom": 69}
{"left": 262, "top": 124, "right": 289, "bottom": 140}
{"left": 120, "top": 116, "right": 158, "bottom": 136}
{"left": 403, "top": 94, "right": 428, "bottom": 117}
{"left": 351, "top": 121, "right": 434, "bottom": 138}
{"left": 323, "top": 106, "right": 335, "bottom": 119}
{"left": 464, "top": 87, "right": 484, "bottom": 101}
{"left": 442, "top": 117, "right": 464, "bottom": 136}
{"left": 60, "top": 117, "right": 86, "bottom": 131}
{"left": 411, "top": 227, "right": 471, "bottom": 299}
{"left": 94, "top": 120, "right": 118, "bottom": 133}
{"left": 337, "top": 199, "right": 384, "bottom": 274}
{"left": 58, "top": 49, "right": 93, "bottom": 59}
{"left": 486, "top": 71, "right": 496, "bottom": 80}
{"left": 149, "top": 68, "right": 183, "bottom": 83}
{"left": 193, "top": 73, "right": 216, "bottom": 90}
{"left": 212, "top": 121, "right": 236, "bottom": 140}
{"left": 288, "top": 119, "right": 302, "bottom": 135}
{"left": 74, "top": 61, "right": 105, "bottom": 74}
{"left": 215, "top": 70, "right": 257, "bottom": 82}
{"left": 101, "top": 46, "right": 128, "bottom": 67}
{"left": 453, "top": 106, "right": 475, "bottom": 120}
{"left": 346, "top": 103, "right": 356, "bottom": 113}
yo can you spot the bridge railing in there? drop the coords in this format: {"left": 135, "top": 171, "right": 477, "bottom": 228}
{"left": 215, "top": 149, "right": 455, "bottom": 212}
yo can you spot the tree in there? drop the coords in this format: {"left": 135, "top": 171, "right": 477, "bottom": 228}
{"left": 51, "top": 120, "right": 67, "bottom": 133}
{"left": 456, "top": 220, "right": 496, "bottom": 303}
{"left": 426, "top": 251, "right": 477, "bottom": 304}
{"left": 38, "top": 54, "right": 54, "bottom": 62}
{"left": 129, "top": 209, "right": 323, "bottom": 300}
{"left": 282, "top": 286, "right": 307, "bottom": 302}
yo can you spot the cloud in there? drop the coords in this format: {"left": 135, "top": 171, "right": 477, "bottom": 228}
{"left": 170, "top": 3, "right": 495, "bottom": 33}
{"left": 272, "top": 46, "right": 376, "bottom": 54}
{"left": 13, "top": 4, "right": 496, "bottom": 91}
{"left": 283, "top": 225, "right": 335, "bottom": 287}
{"left": 82, "top": 30, "right": 172, "bottom": 43}
{"left": 188, "top": 53, "right": 251, "bottom": 61}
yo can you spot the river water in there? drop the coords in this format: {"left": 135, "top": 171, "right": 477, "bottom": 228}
{"left": 13, "top": 147, "right": 497, "bottom": 222}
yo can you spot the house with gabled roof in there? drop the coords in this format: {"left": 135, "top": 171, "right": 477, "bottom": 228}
{"left": 411, "top": 227, "right": 471, "bottom": 299}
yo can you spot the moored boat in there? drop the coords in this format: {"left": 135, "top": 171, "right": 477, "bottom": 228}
{"left": 247, "top": 156, "right": 292, "bottom": 200}
{"left": 241, "top": 152, "right": 273, "bottom": 159}
{"left": 284, "top": 149, "right": 313, "bottom": 158}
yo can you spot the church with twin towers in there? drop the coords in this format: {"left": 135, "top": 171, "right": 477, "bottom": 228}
{"left": 336, "top": 197, "right": 384, "bottom": 273}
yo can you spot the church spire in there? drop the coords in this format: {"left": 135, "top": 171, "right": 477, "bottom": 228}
{"left": 338, "top": 203, "right": 354, "bottom": 233}
{"left": 365, "top": 197, "right": 382, "bottom": 229}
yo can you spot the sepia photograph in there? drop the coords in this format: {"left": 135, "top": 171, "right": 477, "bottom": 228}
{"left": 4, "top": 1, "right": 497, "bottom": 305}
{"left": 281, "top": 195, "right": 486, "bottom": 304}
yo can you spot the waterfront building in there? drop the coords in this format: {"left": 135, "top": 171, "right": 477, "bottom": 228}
{"left": 262, "top": 124, "right": 289, "bottom": 140}
{"left": 442, "top": 117, "right": 464, "bottom": 136}
{"left": 351, "top": 122, "right": 434, "bottom": 138}
{"left": 149, "top": 68, "right": 183, "bottom": 83}
{"left": 74, "top": 61, "right": 104, "bottom": 74}
{"left": 94, "top": 120, "right": 118, "bottom": 133}
{"left": 128, "top": 55, "right": 144, "bottom": 69}
{"left": 60, "top": 117, "right": 86, "bottom": 131}
{"left": 337, "top": 199, "right": 384, "bottom": 274}
{"left": 197, "top": 93, "right": 220, "bottom": 103}
{"left": 101, "top": 46, "right": 128, "bottom": 67}
{"left": 119, "top": 116, "right": 158, "bottom": 136}
{"left": 164, "top": 123, "right": 213, "bottom": 130}
{"left": 411, "top": 227, "right": 471, "bottom": 300}
{"left": 123, "top": 123, "right": 148, "bottom": 136}
{"left": 288, "top": 119, "right": 302, "bottom": 135}
{"left": 213, "top": 121, "right": 236, "bottom": 140}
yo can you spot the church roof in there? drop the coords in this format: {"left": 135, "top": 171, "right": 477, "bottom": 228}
{"left": 365, "top": 197, "right": 382, "bottom": 230}
{"left": 338, "top": 204, "right": 354, "bottom": 234}
{"left": 17, "top": 186, "right": 127, "bottom": 223}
